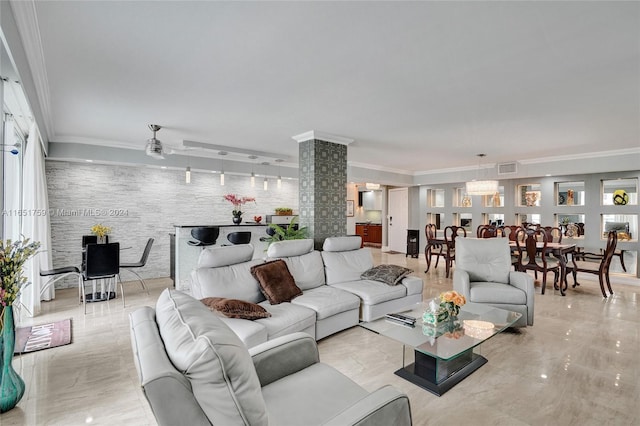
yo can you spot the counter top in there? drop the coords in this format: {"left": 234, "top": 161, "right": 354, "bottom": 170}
{"left": 355, "top": 222, "right": 382, "bottom": 226}
{"left": 173, "top": 223, "right": 268, "bottom": 228}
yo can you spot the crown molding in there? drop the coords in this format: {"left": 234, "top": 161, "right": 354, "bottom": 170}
{"left": 292, "top": 130, "right": 354, "bottom": 145}
{"left": 9, "top": 0, "right": 54, "bottom": 141}
{"left": 348, "top": 160, "right": 412, "bottom": 175}
{"left": 518, "top": 147, "right": 640, "bottom": 165}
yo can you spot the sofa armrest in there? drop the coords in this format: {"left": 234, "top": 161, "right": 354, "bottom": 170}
{"left": 322, "top": 385, "right": 412, "bottom": 426}
{"left": 130, "top": 307, "right": 211, "bottom": 426}
{"left": 509, "top": 271, "right": 535, "bottom": 326}
{"left": 452, "top": 269, "right": 471, "bottom": 300}
{"left": 249, "top": 332, "right": 320, "bottom": 387}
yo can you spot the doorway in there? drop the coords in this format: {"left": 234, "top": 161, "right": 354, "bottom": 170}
{"left": 387, "top": 187, "right": 408, "bottom": 253}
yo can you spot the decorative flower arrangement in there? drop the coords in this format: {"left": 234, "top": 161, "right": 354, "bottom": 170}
{"left": 0, "top": 238, "right": 41, "bottom": 308}
{"left": 439, "top": 290, "right": 466, "bottom": 317}
{"left": 90, "top": 224, "right": 111, "bottom": 238}
{"left": 223, "top": 194, "right": 256, "bottom": 217}
{"left": 423, "top": 290, "right": 466, "bottom": 325}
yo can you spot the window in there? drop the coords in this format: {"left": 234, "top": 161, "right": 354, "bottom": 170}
{"left": 517, "top": 184, "right": 541, "bottom": 207}
{"left": 556, "top": 181, "right": 585, "bottom": 206}
{"left": 602, "top": 178, "right": 637, "bottom": 206}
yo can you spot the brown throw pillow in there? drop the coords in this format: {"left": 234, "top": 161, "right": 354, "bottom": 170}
{"left": 201, "top": 297, "right": 271, "bottom": 320}
{"left": 250, "top": 259, "right": 302, "bottom": 304}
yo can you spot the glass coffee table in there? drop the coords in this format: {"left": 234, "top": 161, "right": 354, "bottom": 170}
{"left": 360, "top": 302, "right": 521, "bottom": 396}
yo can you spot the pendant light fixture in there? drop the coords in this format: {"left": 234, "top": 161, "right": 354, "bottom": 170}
{"left": 219, "top": 151, "right": 227, "bottom": 185}
{"left": 185, "top": 166, "right": 191, "bottom": 184}
{"left": 262, "top": 162, "right": 269, "bottom": 191}
{"left": 249, "top": 155, "right": 258, "bottom": 187}
{"left": 466, "top": 154, "right": 499, "bottom": 195}
{"left": 276, "top": 159, "right": 283, "bottom": 189}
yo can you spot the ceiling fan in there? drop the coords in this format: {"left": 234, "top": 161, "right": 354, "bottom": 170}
{"left": 145, "top": 124, "right": 165, "bottom": 159}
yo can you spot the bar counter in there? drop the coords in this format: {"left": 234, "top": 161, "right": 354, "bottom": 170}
{"left": 171, "top": 224, "right": 270, "bottom": 292}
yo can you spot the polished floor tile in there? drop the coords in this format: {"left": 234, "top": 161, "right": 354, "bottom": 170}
{"left": 1, "top": 251, "right": 638, "bottom": 425}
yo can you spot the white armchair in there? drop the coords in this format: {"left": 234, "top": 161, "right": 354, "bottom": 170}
{"left": 453, "top": 238, "right": 534, "bottom": 327}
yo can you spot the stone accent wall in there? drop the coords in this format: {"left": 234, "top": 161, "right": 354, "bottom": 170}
{"left": 46, "top": 161, "right": 297, "bottom": 288}
{"left": 298, "top": 139, "right": 347, "bottom": 249}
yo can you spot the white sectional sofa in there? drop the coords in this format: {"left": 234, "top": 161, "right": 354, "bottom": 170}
{"left": 190, "top": 237, "right": 423, "bottom": 347}
{"left": 321, "top": 237, "right": 424, "bottom": 322}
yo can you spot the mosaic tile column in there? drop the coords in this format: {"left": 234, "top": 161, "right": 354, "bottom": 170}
{"left": 295, "top": 132, "right": 352, "bottom": 250}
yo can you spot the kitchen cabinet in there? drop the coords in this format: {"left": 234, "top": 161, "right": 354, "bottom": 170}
{"left": 356, "top": 223, "right": 382, "bottom": 244}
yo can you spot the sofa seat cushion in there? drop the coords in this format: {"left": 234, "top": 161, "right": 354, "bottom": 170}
{"left": 190, "top": 258, "right": 265, "bottom": 302}
{"left": 291, "top": 286, "right": 360, "bottom": 320}
{"left": 220, "top": 317, "right": 269, "bottom": 349}
{"left": 470, "top": 282, "right": 526, "bottom": 304}
{"left": 330, "top": 279, "right": 407, "bottom": 305}
{"left": 321, "top": 249, "right": 375, "bottom": 285}
{"left": 155, "top": 289, "right": 268, "bottom": 426}
{"left": 262, "top": 363, "right": 368, "bottom": 426}
{"left": 256, "top": 302, "right": 316, "bottom": 339}
{"left": 400, "top": 275, "right": 423, "bottom": 296}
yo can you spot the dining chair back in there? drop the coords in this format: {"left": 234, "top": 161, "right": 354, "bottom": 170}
{"left": 542, "top": 226, "right": 563, "bottom": 243}
{"left": 424, "top": 223, "right": 445, "bottom": 273}
{"left": 443, "top": 225, "right": 467, "bottom": 278}
{"left": 83, "top": 243, "right": 121, "bottom": 314}
{"left": 515, "top": 229, "right": 559, "bottom": 294}
{"left": 119, "top": 238, "right": 154, "bottom": 305}
{"left": 567, "top": 231, "right": 617, "bottom": 298}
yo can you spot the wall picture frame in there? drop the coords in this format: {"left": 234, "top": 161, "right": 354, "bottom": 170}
{"left": 346, "top": 200, "right": 354, "bottom": 217}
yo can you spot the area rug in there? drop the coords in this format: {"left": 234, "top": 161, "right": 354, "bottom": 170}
{"left": 14, "top": 318, "right": 72, "bottom": 354}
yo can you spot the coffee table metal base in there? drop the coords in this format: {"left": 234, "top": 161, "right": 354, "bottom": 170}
{"left": 395, "top": 348, "right": 487, "bottom": 396}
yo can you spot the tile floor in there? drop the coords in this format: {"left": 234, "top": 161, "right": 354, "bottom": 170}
{"left": 1, "top": 250, "right": 639, "bottom": 425}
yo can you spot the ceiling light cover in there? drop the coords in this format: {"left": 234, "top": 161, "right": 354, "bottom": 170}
{"left": 466, "top": 180, "right": 499, "bottom": 196}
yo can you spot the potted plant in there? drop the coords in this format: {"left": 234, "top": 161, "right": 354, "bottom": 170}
{"left": 274, "top": 207, "right": 293, "bottom": 216}
{"left": 0, "top": 237, "right": 40, "bottom": 412}
{"left": 223, "top": 194, "right": 256, "bottom": 225}
{"left": 264, "top": 217, "right": 308, "bottom": 246}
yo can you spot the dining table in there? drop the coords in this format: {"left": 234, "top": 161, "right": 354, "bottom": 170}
{"left": 509, "top": 241, "right": 577, "bottom": 296}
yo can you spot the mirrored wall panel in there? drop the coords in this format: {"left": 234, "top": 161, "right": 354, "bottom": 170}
{"left": 602, "top": 214, "right": 637, "bottom": 241}
{"left": 602, "top": 178, "right": 638, "bottom": 206}
{"left": 556, "top": 181, "right": 585, "bottom": 206}
{"left": 484, "top": 186, "right": 504, "bottom": 208}
{"left": 429, "top": 189, "right": 445, "bottom": 208}
{"left": 518, "top": 184, "right": 541, "bottom": 207}
{"left": 556, "top": 214, "right": 585, "bottom": 238}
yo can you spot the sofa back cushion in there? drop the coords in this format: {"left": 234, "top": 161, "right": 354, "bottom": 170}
{"left": 155, "top": 289, "right": 268, "bottom": 426}
{"left": 322, "top": 236, "right": 362, "bottom": 252}
{"left": 190, "top": 258, "right": 265, "bottom": 302}
{"left": 456, "top": 238, "right": 511, "bottom": 284}
{"left": 267, "top": 240, "right": 325, "bottom": 290}
{"left": 321, "top": 248, "right": 374, "bottom": 285}
{"left": 198, "top": 244, "right": 254, "bottom": 268}
{"left": 267, "top": 239, "right": 314, "bottom": 258}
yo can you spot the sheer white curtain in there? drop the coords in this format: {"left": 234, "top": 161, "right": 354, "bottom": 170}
{"left": 21, "top": 122, "right": 53, "bottom": 316}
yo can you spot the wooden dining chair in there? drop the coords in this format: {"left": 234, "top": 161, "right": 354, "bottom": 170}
{"left": 566, "top": 231, "right": 617, "bottom": 298}
{"left": 542, "top": 226, "right": 563, "bottom": 243}
{"left": 515, "top": 229, "right": 559, "bottom": 294}
{"left": 443, "top": 225, "right": 467, "bottom": 278}
{"left": 424, "top": 224, "right": 445, "bottom": 273}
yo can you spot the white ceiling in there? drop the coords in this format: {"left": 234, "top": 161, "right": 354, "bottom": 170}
{"left": 11, "top": 1, "right": 640, "bottom": 174}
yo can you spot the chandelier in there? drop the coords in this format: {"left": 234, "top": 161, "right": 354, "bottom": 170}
{"left": 466, "top": 154, "right": 499, "bottom": 196}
